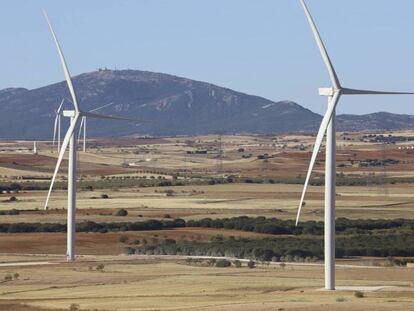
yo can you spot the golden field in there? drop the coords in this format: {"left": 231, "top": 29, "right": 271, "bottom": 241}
{"left": 0, "top": 133, "right": 413, "bottom": 310}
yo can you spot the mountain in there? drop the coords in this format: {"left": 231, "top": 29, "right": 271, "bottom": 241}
{"left": 0, "top": 69, "right": 413, "bottom": 139}
{"left": 337, "top": 112, "right": 414, "bottom": 132}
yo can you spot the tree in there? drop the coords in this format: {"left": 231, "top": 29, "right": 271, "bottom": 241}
{"left": 114, "top": 209, "right": 128, "bottom": 216}
{"left": 215, "top": 259, "right": 231, "bottom": 268}
{"left": 233, "top": 260, "right": 242, "bottom": 268}
{"left": 8, "top": 196, "right": 17, "bottom": 202}
{"left": 247, "top": 260, "right": 256, "bottom": 269}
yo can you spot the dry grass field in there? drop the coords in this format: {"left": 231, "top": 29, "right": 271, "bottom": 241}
{"left": 0, "top": 133, "right": 414, "bottom": 310}
{"left": 0, "top": 257, "right": 413, "bottom": 311}
{"left": 0, "top": 228, "right": 272, "bottom": 255}
{"left": 1, "top": 182, "right": 414, "bottom": 223}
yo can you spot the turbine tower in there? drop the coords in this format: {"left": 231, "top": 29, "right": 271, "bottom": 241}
{"left": 52, "top": 98, "right": 65, "bottom": 152}
{"left": 296, "top": 0, "right": 414, "bottom": 290}
{"left": 43, "top": 12, "right": 143, "bottom": 262}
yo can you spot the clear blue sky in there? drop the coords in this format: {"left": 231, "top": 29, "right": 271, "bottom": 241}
{"left": 1, "top": 0, "right": 414, "bottom": 115}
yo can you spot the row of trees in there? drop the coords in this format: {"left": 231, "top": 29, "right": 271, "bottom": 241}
{"left": 187, "top": 216, "right": 414, "bottom": 236}
{"left": 1, "top": 218, "right": 186, "bottom": 233}
{"left": 4, "top": 173, "right": 414, "bottom": 192}
{"left": 126, "top": 233, "right": 414, "bottom": 260}
{"left": 1, "top": 216, "right": 412, "bottom": 236}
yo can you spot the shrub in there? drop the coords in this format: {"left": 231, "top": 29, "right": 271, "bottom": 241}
{"left": 114, "top": 209, "right": 128, "bottom": 216}
{"left": 4, "top": 274, "right": 12, "bottom": 281}
{"left": 165, "top": 189, "right": 175, "bottom": 196}
{"left": 125, "top": 247, "right": 136, "bottom": 255}
{"left": 354, "top": 291, "right": 364, "bottom": 298}
{"left": 336, "top": 297, "right": 346, "bottom": 302}
{"left": 96, "top": 264, "right": 105, "bottom": 272}
{"left": 215, "top": 259, "right": 231, "bottom": 268}
{"left": 247, "top": 260, "right": 256, "bottom": 269}
{"left": 164, "top": 214, "right": 171, "bottom": 219}
{"left": 118, "top": 235, "right": 128, "bottom": 243}
{"left": 8, "top": 196, "right": 17, "bottom": 202}
{"left": 100, "top": 193, "right": 109, "bottom": 199}
{"left": 233, "top": 260, "right": 242, "bottom": 268}
{"left": 69, "top": 304, "right": 80, "bottom": 311}
{"left": 13, "top": 273, "right": 19, "bottom": 280}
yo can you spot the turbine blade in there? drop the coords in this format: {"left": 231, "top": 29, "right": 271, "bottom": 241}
{"left": 53, "top": 99, "right": 65, "bottom": 145}
{"left": 296, "top": 91, "right": 341, "bottom": 225}
{"left": 52, "top": 116, "right": 58, "bottom": 145}
{"left": 300, "top": 0, "right": 340, "bottom": 89}
{"left": 78, "top": 116, "right": 85, "bottom": 140}
{"left": 342, "top": 88, "right": 414, "bottom": 95}
{"left": 82, "top": 111, "right": 150, "bottom": 122}
{"left": 43, "top": 11, "right": 80, "bottom": 112}
{"left": 57, "top": 98, "right": 65, "bottom": 113}
{"left": 89, "top": 102, "right": 114, "bottom": 112}
{"left": 44, "top": 114, "right": 80, "bottom": 210}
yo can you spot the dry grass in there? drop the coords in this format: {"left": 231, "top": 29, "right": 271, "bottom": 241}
{"left": 2, "top": 183, "right": 414, "bottom": 223}
{"left": 0, "top": 258, "right": 412, "bottom": 311}
{"left": 0, "top": 134, "right": 414, "bottom": 310}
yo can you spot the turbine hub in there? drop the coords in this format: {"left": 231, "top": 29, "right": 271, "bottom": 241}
{"left": 318, "top": 87, "right": 335, "bottom": 96}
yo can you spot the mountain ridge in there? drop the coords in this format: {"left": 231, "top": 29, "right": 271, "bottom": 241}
{"left": 0, "top": 69, "right": 413, "bottom": 139}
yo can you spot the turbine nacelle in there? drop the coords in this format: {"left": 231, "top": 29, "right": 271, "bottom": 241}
{"left": 62, "top": 110, "right": 77, "bottom": 118}
{"left": 318, "top": 87, "right": 336, "bottom": 97}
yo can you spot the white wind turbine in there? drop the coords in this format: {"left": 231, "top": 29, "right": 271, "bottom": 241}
{"left": 296, "top": 0, "right": 414, "bottom": 290}
{"left": 52, "top": 98, "right": 65, "bottom": 152}
{"left": 78, "top": 102, "right": 115, "bottom": 152}
{"left": 43, "top": 11, "right": 143, "bottom": 261}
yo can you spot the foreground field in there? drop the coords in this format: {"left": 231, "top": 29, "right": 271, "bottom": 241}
{"left": 0, "top": 256, "right": 413, "bottom": 311}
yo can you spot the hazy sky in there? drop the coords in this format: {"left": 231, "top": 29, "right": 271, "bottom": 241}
{"left": 2, "top": 0, "right": 414, "bottom": 115}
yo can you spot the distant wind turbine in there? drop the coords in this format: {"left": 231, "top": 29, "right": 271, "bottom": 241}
{"left": 296, "top": 0, "right": 414, "bottom": 290}
{"left": 52, "top": 98, "right": 65, "bottom": 152}
{"left": 43, "top": 11, "right": 147, "bottom": 261}
{"left": 78, "top": 102, "right": 115, "bottom": 152}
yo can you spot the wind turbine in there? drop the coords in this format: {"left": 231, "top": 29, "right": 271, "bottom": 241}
{"left": 78, "top": 102, "right": 115, "bottom": 152}
{"left": 296, "top": 0, "right": 414, "bottom": 290}
{"left": 43, "top": 11, "right": 143, "bottom": 261}
{"left": 52, "top": 98, "right": 65, "bottom": 152}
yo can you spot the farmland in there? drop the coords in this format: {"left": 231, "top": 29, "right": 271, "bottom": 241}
{"left": 0, "top": 132, "right": 413, "bottom": 310}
